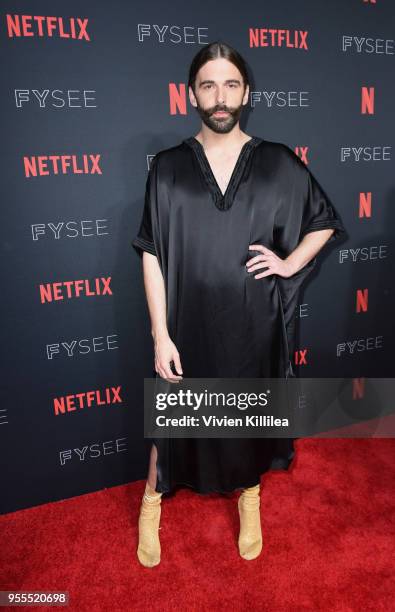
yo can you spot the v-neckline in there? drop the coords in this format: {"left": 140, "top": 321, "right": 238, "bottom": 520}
{"left": 183, "top": 135, "right": 262, "bottom": 211}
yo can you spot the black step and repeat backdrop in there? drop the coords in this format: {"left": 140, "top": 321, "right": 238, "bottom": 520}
{"left": 1, "top": 0, "right": 394, "bottom": 513}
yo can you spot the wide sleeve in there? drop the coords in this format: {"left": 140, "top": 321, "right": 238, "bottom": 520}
{"left": 274, "top": 151, "right": 346, "bottom": 261}
{"left": 131, "top": 156, "right": 158, "bottom": 257}
{"left": 298, "top": 164, "right": 346, "bottom": 245}
{"left": 274, "top": 151, "right": 347, "bottom": 334}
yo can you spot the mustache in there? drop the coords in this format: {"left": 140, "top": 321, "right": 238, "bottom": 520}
{"left": 211, "top": 106, "right": 231, "bottom": 113}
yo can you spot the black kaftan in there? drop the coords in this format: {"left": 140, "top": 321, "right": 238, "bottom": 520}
{"left": 132, "top": 135, "right": 345, "bottom": 495}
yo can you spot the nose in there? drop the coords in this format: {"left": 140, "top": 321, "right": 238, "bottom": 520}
{"left": 216, "top": 86, "right": 226, "bottom": 105}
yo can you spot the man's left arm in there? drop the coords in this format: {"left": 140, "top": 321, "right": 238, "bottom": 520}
{"left": 285, "top": 228, "right": 335, "bottom": 276}
{"left": 248, "top": 153, "right": 346, "bottom": 280}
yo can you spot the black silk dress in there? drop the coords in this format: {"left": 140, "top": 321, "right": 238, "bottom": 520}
{"left": 132, "top": 136, "right": 345, "bottom": 495}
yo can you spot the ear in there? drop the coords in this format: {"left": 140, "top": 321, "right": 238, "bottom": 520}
{"left": 189, "top": 85, "right": 197, "bottom": 108}
{"left": 242, "top": 83, "right": 250, "bottom": 106}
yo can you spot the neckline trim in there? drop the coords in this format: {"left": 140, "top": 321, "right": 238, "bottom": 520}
{"left": 183, "top": 136, "right": 262, "bottom": 211}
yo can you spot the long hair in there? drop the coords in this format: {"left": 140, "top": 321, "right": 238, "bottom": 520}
{"left": 188, "top": 41, "right": 250, "bottom": 94}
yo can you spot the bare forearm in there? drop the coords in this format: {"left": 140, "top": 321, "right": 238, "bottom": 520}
{"left": 285, "top": 228, "right": 335, "bottom": 275}
{"left": 142, "top": 252, "right": 169, "bottom": 341}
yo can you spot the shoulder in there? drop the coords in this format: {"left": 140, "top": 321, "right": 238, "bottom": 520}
{"left": 255, "top": 138, "right": 308, "bottom": 175}
{"left": 149, "top": 141, "right": 187, "bottom": 174}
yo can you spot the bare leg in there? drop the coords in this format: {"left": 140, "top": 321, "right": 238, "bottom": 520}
{"left": 147, "top": 442, "right": 158, "bottom": 489}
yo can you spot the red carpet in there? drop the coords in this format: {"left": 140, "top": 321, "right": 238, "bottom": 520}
{"left": 1, "top": 438, "right": 394, "bottom": 611}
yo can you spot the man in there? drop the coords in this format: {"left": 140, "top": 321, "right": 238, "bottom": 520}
{"left": 132, "top": 41, "right": 345, "bottom": 567}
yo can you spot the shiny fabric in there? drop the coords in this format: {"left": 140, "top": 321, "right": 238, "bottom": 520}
{"left": 132, "top": 136, "right": 346, "bottom": 495}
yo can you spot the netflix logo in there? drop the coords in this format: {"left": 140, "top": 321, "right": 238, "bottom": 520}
{"left": 23, "top": 154, "right": 102, "bottom": 178}
{"left": 53, "top": 386, "right": 122, "bottom": 416}
{"left": 39, "top": 277, "right": 112, "bottom": 303}
{"left": 249, "top": 28, "right": 308, "bottom": 50}
{"left": 6, "top": 14, "right": 90, "bottom": 40}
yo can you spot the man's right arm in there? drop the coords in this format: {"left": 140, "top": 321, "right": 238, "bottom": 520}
{"left": 142, "top": 252, "right": 183, "bottom": 382}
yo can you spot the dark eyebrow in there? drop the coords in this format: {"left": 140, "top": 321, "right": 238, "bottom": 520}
{"left": 198, "top": 79, "right": 241, "bottom": 87}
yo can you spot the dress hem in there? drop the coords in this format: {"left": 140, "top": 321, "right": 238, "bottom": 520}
{"left": 154, "top": 448, "right": 296, "bottom": 496}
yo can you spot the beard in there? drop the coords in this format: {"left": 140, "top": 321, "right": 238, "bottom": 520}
{"left": 194, "top": 98, "right": 244, "bottom": 134}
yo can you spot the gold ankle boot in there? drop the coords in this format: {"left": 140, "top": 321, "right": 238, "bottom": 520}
{"left": 137, "top": 482, "right": 162, "bottom": 567}
{"left": 238, "top": 483, "right": 263, "bottom": 560}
